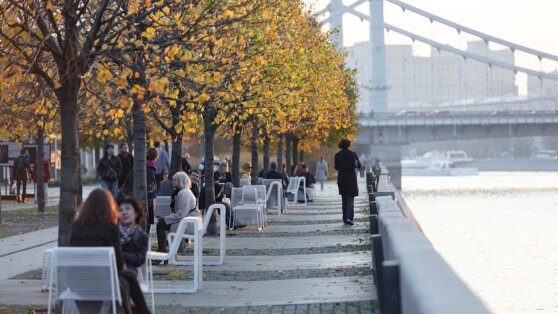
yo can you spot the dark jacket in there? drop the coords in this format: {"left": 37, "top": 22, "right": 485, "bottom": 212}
{"left": 121, "top": 227, "right": 148, "bottom": 269}
{"left": 13, "top": 155, "right": 31, "bottom": 180}
{"left": 117, "top": 153, "right": 134, "bottom": 188}
{"left": 122, "top": 162, "right": 157, "bottom": 200}
{"left": 181, "top": 157, "right": 192, "bottom": 173}
{"left": 334, "top": 148, "right": 361, "bottom": 197}
{"left": 214, "top": 171, "right": 232, "bottom": 183}
{"left": 301, "top": 171, "right": 316, "bottom": 188}
{"left": 69, "top": 223, "right": 125, "bottom": 272}
{"left": 266, "top": 169, "right": 287, "bottom": 190}
{"left": 97, "top": 156, "right": 123, "bottom": 183}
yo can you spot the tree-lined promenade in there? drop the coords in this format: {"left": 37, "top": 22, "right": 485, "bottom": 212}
{"left": 0, "top": 0, "right": 358, "bottom": 244}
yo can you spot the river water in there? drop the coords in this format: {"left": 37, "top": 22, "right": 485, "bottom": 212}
{"left": 402, "top": 172, "right": 558, "bottom": 314}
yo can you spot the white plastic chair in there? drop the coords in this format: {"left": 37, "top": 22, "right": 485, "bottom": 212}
{"left": 286, "top": 177, "right": 307, "bottom": 206}
{"left": 172, "top": 204, "right": 227, "bottom": 266}
{"left": 262, "top": 179, "right": 284, "bottom": 215}
{"left": 41, "top": 248, "right": 54, "bottom": 292}
{"left": 147, "top": 217, "right": 202, "bottom": 293}
{"left": 231, "top": 187, "right": 264, "bottom": 231}
{"left": 245, "top": 185, "right": 268, "bottom": 226}
{"left": 47, "top": 247, "right": 122, "bottom": 314}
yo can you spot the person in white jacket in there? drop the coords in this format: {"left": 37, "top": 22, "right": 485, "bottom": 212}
{"left": 153, "top": 172, "right": 201, "bottom": 261}
{"left": 315, "top": 156, "right": 329, "bottom": 191}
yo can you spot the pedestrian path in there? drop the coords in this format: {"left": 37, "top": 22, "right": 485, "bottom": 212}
{"left": 0, "top": 180, "right": 377, "bottom": 313}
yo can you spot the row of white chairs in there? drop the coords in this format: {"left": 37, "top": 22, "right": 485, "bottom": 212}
{"left": 42, "top": 178, "right": 304, "bottom": 311}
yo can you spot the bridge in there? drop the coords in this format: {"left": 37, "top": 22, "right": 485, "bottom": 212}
{"left": 317, "top": 0, "right": 558, "bottom": 188}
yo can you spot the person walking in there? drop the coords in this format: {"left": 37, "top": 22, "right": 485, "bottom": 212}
{"left": 334, "top": 139, "right": 361, "bottom": 225}
{"left": 154, "top": 141, "right": 170, "bottom": 191}
{"left": 117, "top": 143, "right": 134, "bottom": 193}
{"left": 12, "top": 149, "right": 31, "bottom": 203}
{"left": 97, "top": 144, "right": 123, "bottom": 198}
{"left": 315, "top": 156, "right": 328, "bottom": 191}
{"left": 32, "top": 152, "right": 51, "bottom": 202}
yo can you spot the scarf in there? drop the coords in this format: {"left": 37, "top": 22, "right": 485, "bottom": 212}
{"left": 119, "top": 223, "right": 139, "bottom": 245}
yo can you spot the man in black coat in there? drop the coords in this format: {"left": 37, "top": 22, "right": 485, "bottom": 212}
{"left": 334, "top": 139, "right": 361, "bottom": 225}
{"left": 117, "top": 143, "right": 134, "bottom": 191}
{"left": 265, "top": 162, "right": 287, "bottom": 191}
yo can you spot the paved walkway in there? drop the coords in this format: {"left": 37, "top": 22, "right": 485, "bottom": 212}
{"left": 0, "top": 180, "right": 377, "bottom": 313}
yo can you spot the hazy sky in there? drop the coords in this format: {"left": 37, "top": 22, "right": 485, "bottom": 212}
{"left": 305, "top": 0, "right": 558, "bottom": 94}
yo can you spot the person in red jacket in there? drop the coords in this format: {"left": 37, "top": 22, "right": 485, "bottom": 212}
{"left": 32, "top": 152, "right": 51, "bottom": 202}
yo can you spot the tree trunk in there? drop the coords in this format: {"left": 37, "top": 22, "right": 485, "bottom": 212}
{"left": 299, "top": 150, "right": 304, "bottom": 163}
{"left": 292, "top": 136, "right": 299, "bottom": 168}
{"left": 132, "top": 100, "right": 148, "bottom": 230}
{"left": 263, "top": 134, "right": 270, "bottom": 178}
{"left": 232, "top": 129, "right": 242, "bottom": 187}
{"left": 203, "top": 110, "right": 217, "bottom": 235}
{"left": 58, "top": 79, "right": 80, "bottom": 246}
{"left": 285, "top": 134, "right": 292, "bottom": 176}
{"left": 170, "top": 134, "right": 183, "bottom": 175}
{"left": 276, "top": 134, "right": 283, "bottom": 174}
{"left": 250, "top": 124, "right": 259, "bottom": 185}
{"left": 76, "top": 141, "right": 83, "bottom": 206}
{"left": 124, "top": 115, "right": 134, "bottom": 150}
{"left": 37, "top": 128, "right": 45, "bottom": 213}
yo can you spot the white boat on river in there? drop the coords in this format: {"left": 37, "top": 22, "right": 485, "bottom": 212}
{"left": 402, "top": 150, "right": 478, "bottom": 176}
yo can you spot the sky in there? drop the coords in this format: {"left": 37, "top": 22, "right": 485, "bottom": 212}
{"left": 305, "top": 0, "right": 558, "bottom": 95}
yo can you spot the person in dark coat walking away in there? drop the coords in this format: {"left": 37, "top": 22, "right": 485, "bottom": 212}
{"left": 70, "top": 188, "right": 150, "bottom": 314}
{"left": 13, "top": 149, "right": 31, "bottom": 203}
{"left": 334, "top": 139, "right": 361, "bottom": 225}
{"left": 118, "top": 197, "right": 148, "bottom": 274}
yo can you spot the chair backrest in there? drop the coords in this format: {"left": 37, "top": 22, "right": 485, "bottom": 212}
{"left": 203, "top": 204, "right": 225, "bottom": 234}
{"left": 245, "top": 185, "right": 266, "bottom": 205}
{"left": 155, "top": 196, "right": 172, "bottom": 216}
{"left": 264, "top": 181, "right": 282, "bottom": 208}
{"left": 286, "top": 177, "right": 301, "bottom": 193}
{"left": 51, "top": 247, "right": 122, "bottom": 304}
{"left": 239, "top": 179, "right": 251, "bottom": 187}
{"left": 241, "top": 187, "right": 258, "bottom": 204}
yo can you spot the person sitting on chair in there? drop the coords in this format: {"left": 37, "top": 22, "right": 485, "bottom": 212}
{"left": 70, "top": 188, "right": 150, "bottom": 314}
{"left": 118, "top": 197, "right": 148, "bottom": 274}
{"left": 153, "top": 172, "right": 201, "bottom": 265}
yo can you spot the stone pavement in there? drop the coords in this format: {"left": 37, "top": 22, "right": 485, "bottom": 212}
{"left": 0, "top": 180, "right": 377, "bottom": 313}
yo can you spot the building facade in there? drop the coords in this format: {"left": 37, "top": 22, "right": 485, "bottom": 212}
{"left": 346, "top": 40, "right": 517, "bottom": 113}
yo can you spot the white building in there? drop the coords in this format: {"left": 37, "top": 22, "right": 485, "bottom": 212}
{"left": 527, "top": 71, "right": 558, "bottom": 96}
{"left": 346, "top": 40, "right": 517, "bottom": 113}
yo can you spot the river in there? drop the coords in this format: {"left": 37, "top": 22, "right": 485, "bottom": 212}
{"left": 402, "top": 172, "right": 558, "bottom": 314}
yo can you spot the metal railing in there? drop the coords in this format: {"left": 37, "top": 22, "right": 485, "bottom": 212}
{"left": 367, "top": 168, "right": 490, "bottom": 314}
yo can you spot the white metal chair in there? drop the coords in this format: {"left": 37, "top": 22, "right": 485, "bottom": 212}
{"left": 239, "top": 178, "right": 251, "bottom": 186}
{"left": 171, "top": 204, "right": 227, "bottom": 266}
{"left": 41, "top": 248, "right": 54, "bottom": 292}
{"left": 154, "top": 196, "right": 172, "bottom": 216}
{"left": 231, "top": 187, "right": 265, "bottom": 231}
{"left": 262, "top": 179, "right": 284, "bottom": 215}
{"left": 286, "top": 176, "right": 307, "bottom": 206}
{"left": 47, "top": 247, "right": 122, "bottom": 314}
{"left": 147, "top": 217, "right": 202, "bottom": 293}
{"left": 246, "top": 185, "right": 268, "bottom": 226}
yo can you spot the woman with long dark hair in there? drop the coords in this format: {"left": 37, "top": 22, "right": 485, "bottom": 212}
{"left": 70, "top": 188, "right": 150, "bottom": 314}
{"left": 334, "top": 139, "right": 361, "bottom": 225}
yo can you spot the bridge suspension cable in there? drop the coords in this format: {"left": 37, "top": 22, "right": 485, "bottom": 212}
{"left": 385, "top": 0, "right": 558, "bottom": 63}
{"left": 384, "top": 23, "right": 558, "bottom": 81}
